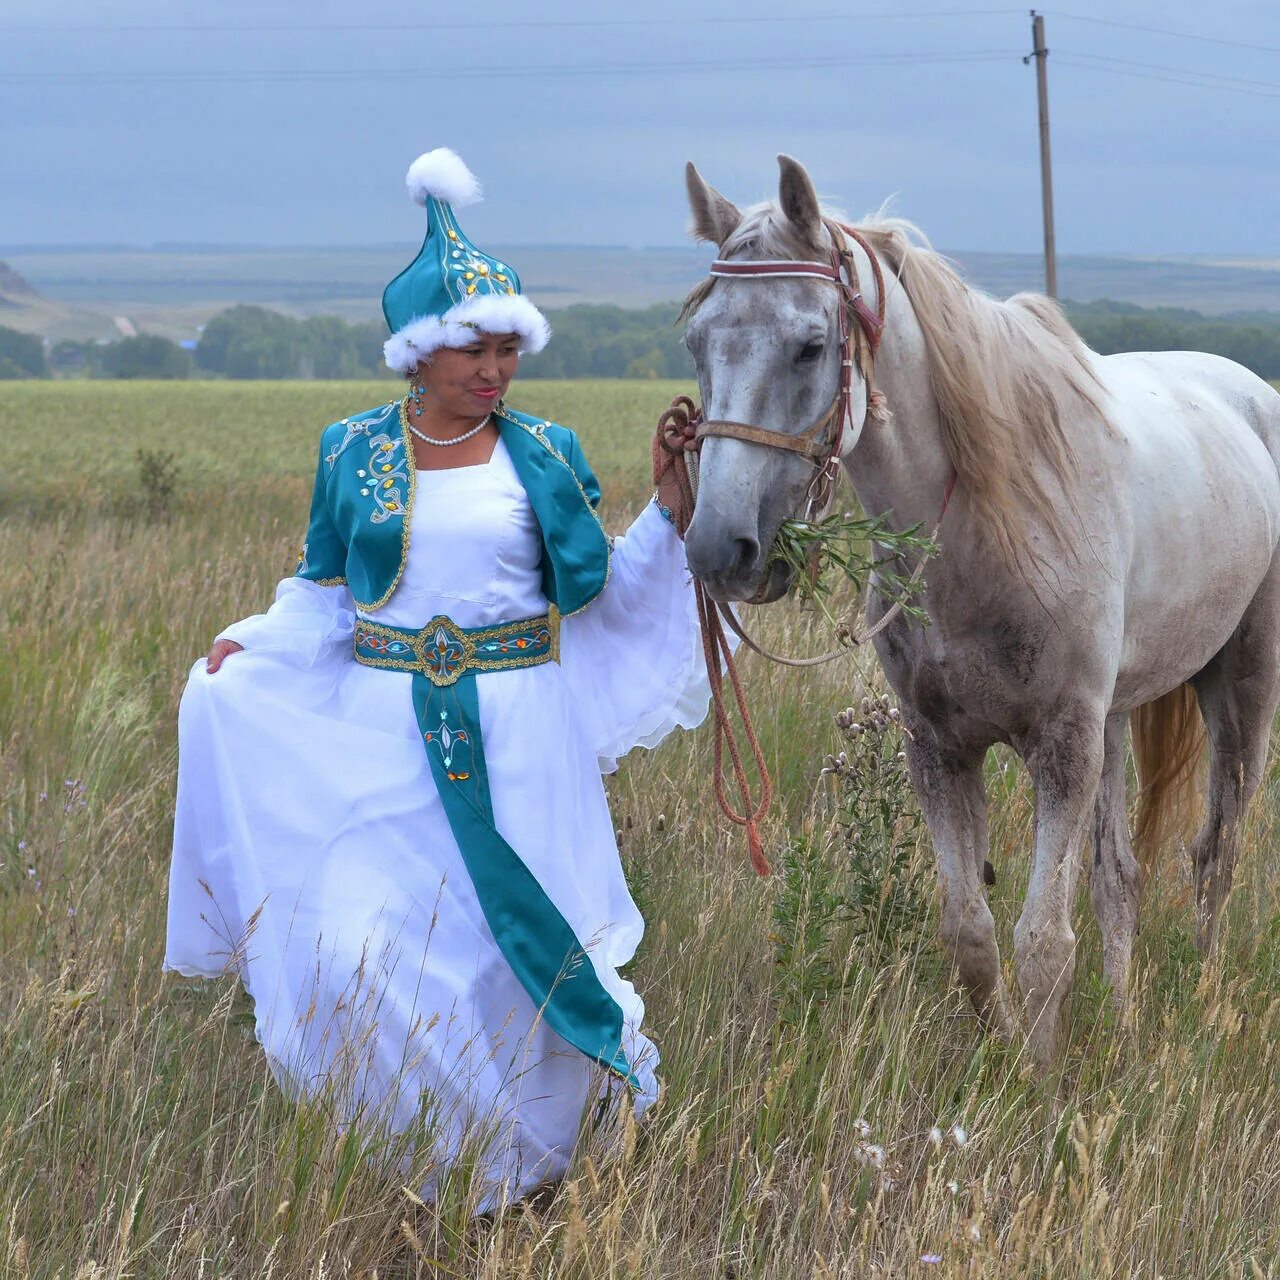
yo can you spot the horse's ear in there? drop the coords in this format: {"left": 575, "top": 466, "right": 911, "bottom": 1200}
{"left": 777, "top": 154, "right": 823, "bottom": 245}
{"left": 686, "top": 162, "right": 743, "bottom": 247}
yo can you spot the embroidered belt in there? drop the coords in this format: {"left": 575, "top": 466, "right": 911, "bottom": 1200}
{"left": 353, "top": 613, "right": 558, "bottom": 687}
{"left": 351, "top": 610, "right": 639, "bottom": 1089}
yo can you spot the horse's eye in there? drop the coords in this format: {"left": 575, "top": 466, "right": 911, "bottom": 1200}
{"left": 798, "top": 341, "right": 824, "bottom": 363}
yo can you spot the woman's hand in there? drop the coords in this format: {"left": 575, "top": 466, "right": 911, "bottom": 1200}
{"left": 205, "top": 639, "right": 244, "bottom": 673}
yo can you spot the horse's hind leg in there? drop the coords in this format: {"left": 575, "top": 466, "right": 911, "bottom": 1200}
{"left": 1190, "top": 568, "right": 1280, "bottom": 952}
{"left": 1090, "top": 712, "right": 1141, "bottom": 1010}
{"left": 904, "top": 728, "right": 1015, "bottom": 1039}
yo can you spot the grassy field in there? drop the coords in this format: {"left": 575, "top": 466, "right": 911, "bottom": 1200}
{"left": 2, "top": 380, "right": 1279, "bottom": 1278}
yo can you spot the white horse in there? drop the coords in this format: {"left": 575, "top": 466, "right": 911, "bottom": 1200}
{"left": 680, "top": 155, "right": 1280, "bottom": 1070}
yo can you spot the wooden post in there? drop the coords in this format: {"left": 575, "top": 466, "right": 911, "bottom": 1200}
{"left": 1030, "top": 10, "right": 1057, "bottom": 298}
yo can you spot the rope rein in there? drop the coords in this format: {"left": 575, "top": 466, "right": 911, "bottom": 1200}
{"left": 659, "top": 395, "right": 772, "bottom": 876}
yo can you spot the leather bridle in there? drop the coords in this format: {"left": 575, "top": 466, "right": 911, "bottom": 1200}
{"left": 663, "top": 217, "right": 954, "bottom": 662}
{"left": 695, "top": 217, "right": 887, "bottom": 521}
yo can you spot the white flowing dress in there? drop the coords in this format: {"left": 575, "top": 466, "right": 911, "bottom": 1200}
{"left": 165, "top": 436, "right": 713, "bottom": 1208}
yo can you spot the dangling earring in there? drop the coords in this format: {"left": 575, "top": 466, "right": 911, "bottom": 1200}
{"left": 409, "top": 382, "right": 426, "bottom": 417}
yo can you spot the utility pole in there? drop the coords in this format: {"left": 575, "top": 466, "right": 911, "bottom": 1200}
{"left": 1026, "top": 10, "right": 1057, "bottom": 298}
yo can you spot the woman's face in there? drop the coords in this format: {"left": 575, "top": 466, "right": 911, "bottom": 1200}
{"left": 414, "top": 331, "right": 520, "bottom": 419}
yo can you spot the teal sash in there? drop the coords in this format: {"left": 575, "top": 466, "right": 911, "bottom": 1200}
{"left": 352, "top": 613, "right": 638, "bottom": 1088}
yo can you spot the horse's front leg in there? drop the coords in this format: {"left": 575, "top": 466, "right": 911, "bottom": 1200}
{"left": 1015, "top": 706, "right": 1106, "bottom": 1072}
{"left": 1090, "top": 711, "right": 1141, "bottom": 1010}
{"left": 904, "top": 726, "right": 1015, "bottom": 1039}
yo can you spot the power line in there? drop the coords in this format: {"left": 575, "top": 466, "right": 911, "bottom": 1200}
{"left": 6, "top": 8, "right": 1269, "bottom": 58}
{"left": 1054, "top": 55, "right": 1280, "bottom": 100}
{"left": 1049, "top": 11, "right": 1280, "bottom": 58}
{"left": 0, "top": 50, "right": 1018, "bottom": 88}
{"left": 1, "top": 8, "right": 1273, "bottom": 103}
{"left": 0, "top": 10, "right": 1026, "bottom": 34}
{"left": 1057, "top": 50, "right": 1280, "bottom": 93}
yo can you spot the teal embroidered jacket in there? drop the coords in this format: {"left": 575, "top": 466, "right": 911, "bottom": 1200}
{"left": 296, "top": 400, "right": 611, "bottom": 615}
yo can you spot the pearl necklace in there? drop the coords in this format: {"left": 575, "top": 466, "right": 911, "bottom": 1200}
{"left": 405, "top": 403, "right": 493, "bottom": 447}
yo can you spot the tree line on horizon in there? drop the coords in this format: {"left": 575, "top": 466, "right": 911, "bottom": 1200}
{"left": 5, "top": 299, "right": 1280, "bottom": 382}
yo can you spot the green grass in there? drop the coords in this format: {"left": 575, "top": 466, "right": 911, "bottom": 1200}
{"left": 2, "top": 381, "right": 1279, "bottom": 1278}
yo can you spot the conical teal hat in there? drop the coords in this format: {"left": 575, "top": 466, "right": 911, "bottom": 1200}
{"left": 382, "top": 148, "right": 550, "bottom": 374}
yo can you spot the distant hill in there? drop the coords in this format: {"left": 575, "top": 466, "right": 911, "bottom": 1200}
{"left": 0, "top": 261, "right": 37, "bottom": 298}
{"left": 949, "top": 251, "right": 1280, "bottom": 317}
{"left": 0, "top": 243, "right": 1277, "bottom": 345}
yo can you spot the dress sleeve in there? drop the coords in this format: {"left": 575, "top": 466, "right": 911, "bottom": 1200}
{"left": 215, "top": 578, "right": 357, "bottom": 669}
{"left": 558, "top": 498, "right": 725, "bottom": 773}
{"left": 213, "top": 434, "right": 355, "bottom": 667}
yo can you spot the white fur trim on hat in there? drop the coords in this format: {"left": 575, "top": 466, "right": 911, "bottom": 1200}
{"left": 405, "top": 148, "right": 482, "bottom": 208}
{"left": 383, "top": 295, "right": 551, "bottom": 373}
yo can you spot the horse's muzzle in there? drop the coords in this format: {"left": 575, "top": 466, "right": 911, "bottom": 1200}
{"left": 686, "top": 514, "right": 796, "bottom": 605}
{"left": 696, "top": 557, "right": 793, "bottom": 606}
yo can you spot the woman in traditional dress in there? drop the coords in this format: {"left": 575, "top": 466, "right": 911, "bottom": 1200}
{"left": 164, "top": 148, "right": 707, "bottom": 1210}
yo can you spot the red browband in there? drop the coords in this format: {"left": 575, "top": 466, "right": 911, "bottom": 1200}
{"left": 709, "top": 259, "right": 842, "bottom": 281}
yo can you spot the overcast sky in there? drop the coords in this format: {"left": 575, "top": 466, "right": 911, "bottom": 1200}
{"left": 3, "top": 1, "right": 1277, "bottom": 256}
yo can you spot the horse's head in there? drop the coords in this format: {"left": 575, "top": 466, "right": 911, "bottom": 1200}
{"left": 681, "top": 155, "right": 875, "bottom": 604}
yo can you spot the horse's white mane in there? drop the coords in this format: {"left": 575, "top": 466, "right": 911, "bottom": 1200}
{"left": 857, "top": 214, "right": 1108, "bottom": 564}
{"left": 685, "top": 204, "right": 1109, "bottom": 567}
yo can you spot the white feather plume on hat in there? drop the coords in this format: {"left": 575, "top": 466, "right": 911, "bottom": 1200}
{"left": 405, "top": 148, "right": 482, "bottom": 208}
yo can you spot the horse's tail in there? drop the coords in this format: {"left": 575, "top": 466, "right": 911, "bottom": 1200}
{"left": 1130, "top": 684, "right": 1206, "bottom": 877}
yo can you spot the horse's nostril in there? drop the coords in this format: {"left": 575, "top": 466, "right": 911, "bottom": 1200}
{"left": 733, "top": 537, "right": 760, "bottom": 576}
{"left": 684, "top": 522, "right": 762, "bottom": 589}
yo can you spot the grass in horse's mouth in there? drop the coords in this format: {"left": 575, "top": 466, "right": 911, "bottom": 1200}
{"left": 767, "top": 511, "right": 938, "bottom": 635}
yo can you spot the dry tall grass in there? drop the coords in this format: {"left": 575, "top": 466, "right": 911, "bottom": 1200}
{"left": 2, "top": 382, "right": 1278, "bottom": 1278}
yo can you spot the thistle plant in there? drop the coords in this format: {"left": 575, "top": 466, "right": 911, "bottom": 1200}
{"left": 767, "top": 511, "right": 938, "bottom": 633}
{"left": 825, "top": 694, "right": 933, "bottom": 965}
{"left": 772, "top": 693, "right": 933, "bottom": 1024}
